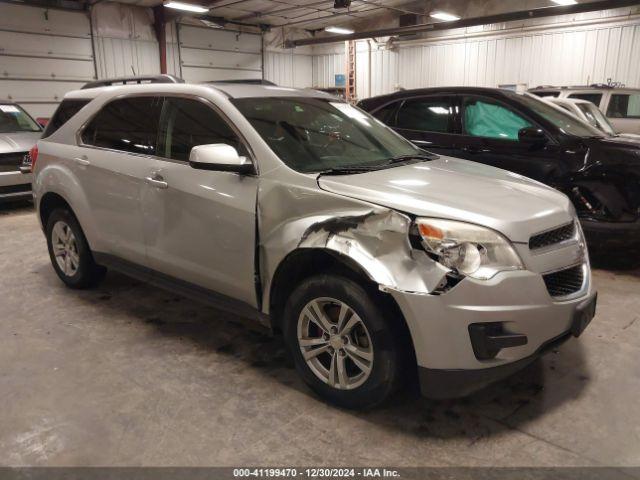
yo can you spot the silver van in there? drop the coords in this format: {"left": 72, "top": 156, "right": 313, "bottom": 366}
{"left": 529, "top": 85, "right": 640, "bottom": 135}
{"left": 32, "top": 76, "right": 597, "bottom": 408}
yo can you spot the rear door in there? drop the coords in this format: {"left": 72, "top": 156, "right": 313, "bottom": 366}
{"left": 455, "top": 95, "right": 557, "bottom": 182}
{"left": 141, "top": 96, "right": 259, "bottom": 307}
{"left": 74, "top": 96, "right": 163, "bottom": 265}
{"left": 391, "top": 95, "right": 460, "bottom": 156}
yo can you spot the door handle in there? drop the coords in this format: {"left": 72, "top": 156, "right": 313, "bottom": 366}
{"left": 145, "top": 175, "right": 168, "bottom": 189}
{"left": 74, "top": 155, "right": 90, "bottom": 166}
{"left": 461, "top": 146, "right": 484, "bottom": 154}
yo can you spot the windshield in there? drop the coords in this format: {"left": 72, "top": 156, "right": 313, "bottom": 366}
{"left": 577, "top": 102, "right": 616, "bottom": 136}
{"left": 515, "top": 93, "right": 604, "bottom": 138}
{"left": 0, "top": 104, "right": 41, "bottom": 133}
{"left": 231, "top": 97, "right": 428, "bottom": 173}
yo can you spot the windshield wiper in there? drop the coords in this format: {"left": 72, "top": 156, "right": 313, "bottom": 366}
{"left": 316, "top": 165, "right": 384, "bottom": 176}
{"left": 384, "top": 153, "right": 437, "bottom": 164}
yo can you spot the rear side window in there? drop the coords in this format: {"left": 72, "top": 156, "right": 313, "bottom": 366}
{"left": 158, "top": 97, "right": 242, "bottom": 162}
{"left": 567, "top": 93, "right": 603, "bottom": 106}
{"left": 463, "top": 97, "right": 531, "bottom": 141}
{"left": 607, "top": 94, "right": 640, "bottom": 119}
{"left": 43, "top": 99, "right": 90, "bottom": 138}
{"left": 81, "top": 97, "right": 163, "bottom": 155}
{"left": 396, "top": 97, "right": 456, "bottom": 133}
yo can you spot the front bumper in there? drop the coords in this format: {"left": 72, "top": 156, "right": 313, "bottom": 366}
{"left": 389, "top": 268, "right": 596, "bottom": 399}
{"left": 0, "top": 171, "right": 32, "bottom": 202}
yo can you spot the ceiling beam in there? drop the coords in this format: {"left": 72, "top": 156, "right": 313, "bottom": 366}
{"left": 285, "top": 0, "right": 640, "bottom": 47}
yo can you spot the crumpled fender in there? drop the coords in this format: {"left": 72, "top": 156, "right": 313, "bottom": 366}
{"left": 258, "top": 178, "right": 449, "bottom": 315}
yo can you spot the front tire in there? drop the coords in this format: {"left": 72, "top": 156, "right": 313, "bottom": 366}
{"left": 46, "top": 208, "right": 106, "bottom": 289}
{"left": 283, "top": 274, "right": 404, "bottom": 409}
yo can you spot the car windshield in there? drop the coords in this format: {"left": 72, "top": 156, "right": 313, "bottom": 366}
{"left": 231, "top": 97, "right": 429, "bottom": 173}
{"left": 0, "top": 104, "right": 41, "bottom": 133}
{"left": 577, "top": 102, "right": 617, "bottom": 136}
{"left": 516, "top": 93, "right": 604, "bottom": 138}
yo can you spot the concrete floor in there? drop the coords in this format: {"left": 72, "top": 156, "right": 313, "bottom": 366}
{"left": 1, "top": 201, "right": 639, "bottom": 467}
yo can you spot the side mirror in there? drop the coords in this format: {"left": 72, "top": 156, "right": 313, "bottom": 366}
{"left": 518, "top": 126, "right": 548, "bottom": 147}
{"left": 189, "top": 144, "right": 255, "bottom": 174}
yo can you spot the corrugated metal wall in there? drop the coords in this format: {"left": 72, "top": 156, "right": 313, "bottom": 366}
{"left": 396, "top": 20, "right": 640, "bottom": 91}
{"left": 311, "top": 53, "right": 345, "bottom": 88}
{"left": 313, "top": 14, "right": 640, "bottom": 100}
{"left": 0, "top": 3, "right": 94, "bottom": 118}
{"left": 264, "top": 51, "right": 312, "bottom": 88}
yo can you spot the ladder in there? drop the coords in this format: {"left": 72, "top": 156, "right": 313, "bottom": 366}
{"left": 345, "top": 40, "right": 356, "bottom": 103}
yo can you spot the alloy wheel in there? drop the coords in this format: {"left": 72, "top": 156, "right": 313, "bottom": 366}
{"left": 297, "top": 297, "right": 374, "bottom": 390}
{"left": 51, "top": 221, "right": 80, "bottom": 277}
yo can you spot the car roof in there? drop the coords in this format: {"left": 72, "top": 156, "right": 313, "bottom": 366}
{"left": 62, "top": 81, "right": 335, "bottom": 102}
{"left": 359, "top": 86, "right": 519, "bottom": 105}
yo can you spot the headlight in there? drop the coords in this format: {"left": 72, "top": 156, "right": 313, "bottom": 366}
{"left": 416, "top": 218, "right": 523, "bottom": 280}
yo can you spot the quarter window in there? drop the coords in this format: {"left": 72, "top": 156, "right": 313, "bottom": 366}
{"left": 158, "top": 97, "right": 242, "bottom": 162}
{"left": 607, "top": 94, "right": 640, "bottom": 119}
{"left": 81, "top": 97, "right": 163, "bottom": 155}
{"left": 463, "top": 98, "right": 531, "bottom": 141}
{"left": 43, "top": 99, "right": 90, "bottom": 138}
{"left": 396, "top": 97, "right": 456, "bottom": 133}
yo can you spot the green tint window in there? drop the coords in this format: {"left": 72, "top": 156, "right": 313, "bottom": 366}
{"left": 607, "top": 94, "right": 640, "bottom": 119}
{"left": 396, "top": 97, "right": 456, "bottom": 133}
{"left": 232, "top": 97, "right": 425, "bottom": 173}
{"left": 463, "top": 98, "right": 531, "bottom": 141}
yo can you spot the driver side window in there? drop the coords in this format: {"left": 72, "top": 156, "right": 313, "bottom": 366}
{"left": 158, "top": 97, "right": 243, "bottom": 162}
{"left": 463, "top": 97, "right": 532, "bottom": 141}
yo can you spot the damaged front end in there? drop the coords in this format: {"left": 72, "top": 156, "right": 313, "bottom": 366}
{"left": 566, "top": 140, "right": 640, "bottom": 248}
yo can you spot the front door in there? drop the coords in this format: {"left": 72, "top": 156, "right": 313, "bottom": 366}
{"left": 455, "top": 95, "right": 558, "bottom": 183}
{"left": 141, "top": 96, "right": 259, "bottom": 307}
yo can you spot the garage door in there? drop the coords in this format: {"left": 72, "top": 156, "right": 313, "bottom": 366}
{"left": 0, "top": 3, "right": 95, "bottom": 119}
{"left": 177, "top": 24, "right": 262, "bottom": 82}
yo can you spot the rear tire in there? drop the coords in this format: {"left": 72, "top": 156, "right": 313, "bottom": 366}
{"left": 46, "top": 208, "right": 106, "bottom": 289}
{"left": 283, "top": 274, "right": 404, "bottom": 409}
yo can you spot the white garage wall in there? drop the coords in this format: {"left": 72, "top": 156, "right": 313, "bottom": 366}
{"left": 264, "top": 51, "right": 312, "bottom": 88}
{"left": 312, "top": 10, "right": 640, "bottom": 100}
{"left": 0, "top": 3, "right": 94, "bottom": 118}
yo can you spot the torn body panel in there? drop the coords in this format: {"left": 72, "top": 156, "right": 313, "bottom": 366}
{"left": 257, "top": 174, "right": 450, "bottom": 318}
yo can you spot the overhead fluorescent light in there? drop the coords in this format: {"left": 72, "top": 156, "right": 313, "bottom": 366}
{"left": 430, "top": 11, "right": 461, "bottom": 22}
{"left": 551, "top": 0, "right": 577, "bottom": 4}
{"left": 325, "top": 26, "right": 354, "bottom": 35}
{"left": 164, "top": 1, "right": 209, "bottom": 13}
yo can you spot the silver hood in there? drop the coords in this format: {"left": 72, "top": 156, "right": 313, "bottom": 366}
{"left": 317, "top": 157, "right": 574, "bottom": 243}
{"left": 0, "top": 131, "right": 41, "bottom": 153}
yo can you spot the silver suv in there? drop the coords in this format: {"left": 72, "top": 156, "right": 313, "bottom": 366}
{"left": 32, "top": 76, "right": 597, "bottom": 408}
{"left": 0, "top": 102, "right": 42, "bottom": 202}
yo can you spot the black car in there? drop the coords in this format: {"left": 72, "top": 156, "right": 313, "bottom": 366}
{"left": 358, "top": 87, "right": 640, "bottom": 250}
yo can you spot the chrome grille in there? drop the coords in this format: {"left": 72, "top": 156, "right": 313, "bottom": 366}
{"left": 543, "top": 265, "right": 584, "bottom": 298}
{"left": 529, "top": 222, "right": 575, "bottom": 250}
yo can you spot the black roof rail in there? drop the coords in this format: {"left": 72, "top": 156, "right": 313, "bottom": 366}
{"left": 81, "top": 74, "right": 184, "bottom": 90}
{"left": 205, "top": 79, "right": 277, "bottom": 86}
